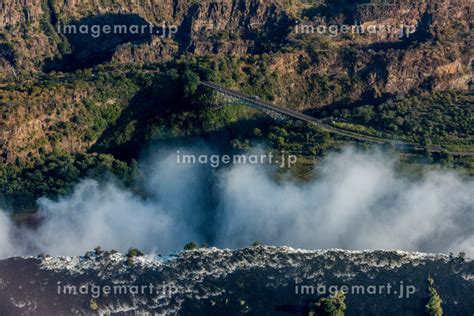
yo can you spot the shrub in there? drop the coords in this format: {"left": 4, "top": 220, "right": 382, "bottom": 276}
{"left": 94, "top": 246, "right": 102, "bottom": 255}
{"left": 425, "top": 277, "right": 443, "bottom": 316}
{"left": 182, "top": 69, "right": 200, "bottom": 97}
{"left": 89, "top": 298, "right": 99, "bottom": 311}
{"left": 314, "top": 291, "right": 346, "bottom": 316}
{"left": 184, "top": 242, "right": 197, "bottom": 251}
{"left": 126, "top": 247, "right": 144, "bottom": 258}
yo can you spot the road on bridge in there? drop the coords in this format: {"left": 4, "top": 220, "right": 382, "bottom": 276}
{"left": 200, "top": 81, "right": 473, "bottom": 156}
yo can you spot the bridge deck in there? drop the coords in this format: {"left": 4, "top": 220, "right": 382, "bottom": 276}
{"left": 200, "top": 81, "right": 473, "bottom": 156}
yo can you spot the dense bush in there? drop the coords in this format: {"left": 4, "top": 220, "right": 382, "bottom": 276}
{"left": 0, "top": 152, "right": 138, "bottom": 211}
{"left": 184, "top": 242, "right": 197, "bottom": 251}
{"left": 425, "top": 277, "right": 443, "bottom": 316}
{"left": 324, "top": 91, "right": 473, "bottom": 143}
{"left": 310, "top": 291, "right": 347, "bottom": 316}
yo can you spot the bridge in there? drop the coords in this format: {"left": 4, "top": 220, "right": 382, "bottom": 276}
{"left": 200, "top": 81, "right": 472, "bottom": 156}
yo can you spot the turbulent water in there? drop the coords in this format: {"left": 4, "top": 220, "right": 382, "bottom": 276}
{"left": 0, "top": 247, "right": 472, "bottom": 315}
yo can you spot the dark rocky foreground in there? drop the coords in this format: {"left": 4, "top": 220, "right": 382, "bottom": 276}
{"left": 0, "top": 247, "right": 472, "bottom": 315}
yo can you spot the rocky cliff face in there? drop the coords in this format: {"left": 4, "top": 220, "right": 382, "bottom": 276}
{"left": 0, "top": 0, "right": 291, "bottom": 73}
{"left": 0, "top": 0, "right": 471, "bottom": 97}
{"left": 0, "top": 247, "right": 472, "bottom": 315}
{"left": 0, "top": 0, "right": 472, "bottom": 164}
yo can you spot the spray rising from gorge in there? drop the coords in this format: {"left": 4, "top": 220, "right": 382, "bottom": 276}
{"left": 0, "top": 147, "right": 472, "bottom": 259}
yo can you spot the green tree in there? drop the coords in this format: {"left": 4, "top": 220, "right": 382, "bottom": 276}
{"left": 184, "top": 242, "right": 197, "bottom": 251}
{"left": 182, "top": 69, "right": 200, "bottom": 97}
{"left": 457, "top": 252, "right": 466, "bottom": 261}
{"left": 126, "top": 247, "right": 143, "bottom": 258}
{"left": 89, "top": 298, "right": 99, "bottom": 311}
{"left": 425, "top": 277, "right": 443, "bottom": 316}
{"left": 314, "top": 291, "right": 346, "bottom": 316}
{"left": 94, "top": 246, "right": 102, "bottom": 255}
{"left": 355, "top": 106, "right": 374, "bottom": 123}
{"left": 437, "top": 151, "right": 453, "bottom": 165}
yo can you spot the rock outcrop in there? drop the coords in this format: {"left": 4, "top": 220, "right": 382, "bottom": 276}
{"left": 0, "top": 0, "right": 471, "bottom": 97}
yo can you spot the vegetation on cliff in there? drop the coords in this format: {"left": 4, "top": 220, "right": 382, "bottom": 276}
{"left": 425, "top": 277, "right": 443, "bottom": 316}
{"left": 0, "top": 54, "right": 472, "bottom": 212}
{"left": 0, "top": 0, "right": 472, "bottom": 214}
{"left": 308, "top": 291, "right": 347, "bottom": 316}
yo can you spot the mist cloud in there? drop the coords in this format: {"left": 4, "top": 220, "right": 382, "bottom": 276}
{"left": 216, "top": 149, "right": 473, "bottom": 256}
{"left": 0, "top": 212, "right": 15, "bottom": 259}
{"left": 0, "top": 147, "right": 472, "bottom": 258}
